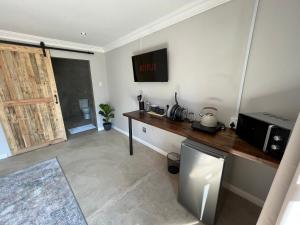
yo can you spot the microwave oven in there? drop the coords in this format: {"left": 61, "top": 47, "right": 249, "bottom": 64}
{"left": 236, "top": 113, "right": 294, "bottom": 159}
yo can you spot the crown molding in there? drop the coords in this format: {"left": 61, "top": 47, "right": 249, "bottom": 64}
{"left": 0, "top": 0, "right": 231, "bottom": 53}
{"left": 0, "top": 29, "right": 104, "bottom": 53}
{"left": 103, "top": 0, "right": 231, "bottom": 52}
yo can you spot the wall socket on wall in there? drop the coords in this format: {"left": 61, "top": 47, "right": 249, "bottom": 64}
{"left": 229, "top": 116, "right": 238, "bottom": 129}
{"left": 142, "top": 127, "right": 146, "bottom": 133}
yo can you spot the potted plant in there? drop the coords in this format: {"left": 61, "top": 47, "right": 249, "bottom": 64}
{"left": 99, "top": 104, "right": 115, "bottom": 131}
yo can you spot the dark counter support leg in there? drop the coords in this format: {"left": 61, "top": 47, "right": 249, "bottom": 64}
{"left": 128, "top": 118, "right": 133, "bottom": 155}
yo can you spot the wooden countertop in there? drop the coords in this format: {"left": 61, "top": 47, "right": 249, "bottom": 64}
{"left": 123, "top": 111, "right": 280, "bottom": 168}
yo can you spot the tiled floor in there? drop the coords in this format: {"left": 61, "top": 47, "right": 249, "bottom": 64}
{"left": 0, "top": 130, "right": 261, "bottom": 225}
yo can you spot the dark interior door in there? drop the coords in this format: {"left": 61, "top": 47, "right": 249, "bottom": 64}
{"left": 51, "top": 57, "right": 96, "bottom": 131}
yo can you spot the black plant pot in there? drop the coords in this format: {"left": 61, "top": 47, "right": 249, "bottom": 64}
{"left": 103, "top": 122, "right": 112, "bottom": 131}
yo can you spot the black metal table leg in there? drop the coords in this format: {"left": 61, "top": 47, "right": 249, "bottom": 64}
{"left": 128, "top": 118, "right": 133, "bottom": 155}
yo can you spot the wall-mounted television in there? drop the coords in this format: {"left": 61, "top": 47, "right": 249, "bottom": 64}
{"left": 132, "top": 48, "right": 168, "bottom": 82}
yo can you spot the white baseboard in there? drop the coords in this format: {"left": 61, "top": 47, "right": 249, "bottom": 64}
{"left": 112, "top": 126, "right": 168, "bottom": 156}
{"left": 0, "top": 153, "right": 8, "bottom": 160}
{"left": 223, "top": 182, "right": 264, "bottom": 207}
{"left": 98, "top": 127, "right": 104, "bottom": 132}
{"left": 112, "top": 125, "right": 264, "bottom": 207}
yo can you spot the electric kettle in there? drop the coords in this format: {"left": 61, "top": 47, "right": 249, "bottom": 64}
{"left": 199, "top": 107, "right": 218, "bottom": 128}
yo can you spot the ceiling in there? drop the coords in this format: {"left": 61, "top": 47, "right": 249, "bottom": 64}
{"left": 0, "top": 0, "right": 229, "bottom": 52}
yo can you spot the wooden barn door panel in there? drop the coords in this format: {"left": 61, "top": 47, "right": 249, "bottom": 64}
{"left": 0, "top": 44, "right": 66, "bottom": 155}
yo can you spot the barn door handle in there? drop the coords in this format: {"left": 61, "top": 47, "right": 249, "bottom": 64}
{"left": 54, "top": 94, "right": 58, "bottom": 104}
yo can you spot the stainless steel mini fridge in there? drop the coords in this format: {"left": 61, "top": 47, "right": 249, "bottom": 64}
{"left": 178, "top": 139, "right": 228, "bottom": 225}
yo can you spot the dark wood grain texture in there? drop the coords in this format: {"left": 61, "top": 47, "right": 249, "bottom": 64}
{"left": 123, "top": 111, "right": 280, "bottom": 168}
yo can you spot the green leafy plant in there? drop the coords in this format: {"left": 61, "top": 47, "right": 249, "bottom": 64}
{"left": 99, "top": 104, "right": 115, "bottom": 123}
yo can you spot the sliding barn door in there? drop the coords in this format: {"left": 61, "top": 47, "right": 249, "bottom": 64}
{"left": 0, "top": 44, "right": 66, "bottom": 155}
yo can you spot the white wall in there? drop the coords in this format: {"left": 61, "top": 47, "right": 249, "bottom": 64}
{"left": 50, "top": 50, "right": 109, "bottom": 130}
{"left": 240, "top": 0, "right": 300, "bottom": 120}
{"left": 106, "top": 0, "right": 254, "bottom": 129}
{"left": 105, "top": 0, "right": 277, "bottom": 203}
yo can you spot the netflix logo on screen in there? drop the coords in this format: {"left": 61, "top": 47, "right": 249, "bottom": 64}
{"left": 132, "top": 48, "right": 168, "bottom": 82}
{"left": 139, "top": 63, "right": 157, "bottom": 73}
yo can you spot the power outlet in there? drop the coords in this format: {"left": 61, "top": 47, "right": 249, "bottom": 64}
{"left": 142, "top": 127, "right": 146, "bottom": 133}
{"left": 229, "top": 116, "right": 238, "bottom": 129}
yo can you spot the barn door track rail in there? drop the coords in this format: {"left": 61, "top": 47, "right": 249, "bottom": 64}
{"left": 0, "top": 40, "right": 94, "bottom": 55}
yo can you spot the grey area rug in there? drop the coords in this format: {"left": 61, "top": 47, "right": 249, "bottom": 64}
{"left": 0, "top": 158, "right": 87, "bottom": 225}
